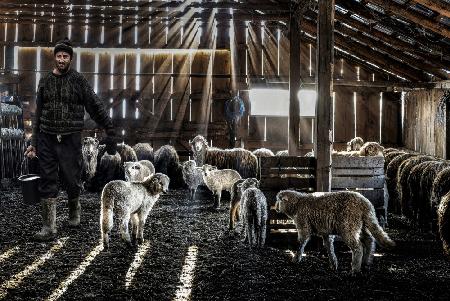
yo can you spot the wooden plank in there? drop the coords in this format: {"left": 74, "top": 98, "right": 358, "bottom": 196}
{"left": 260, "top": 156, "right": 316, "bottom": 168}
{"left": 18, "top": 48, "right": 36, "bottom": 96}
{"left": 289, "top": 14, "right": 300, "bottom": 156}
{"left": 260, "top": 177, "right": 316, "bottom": 190}
{"left": 269, "top": 210, "right": 293, "bottom": 220}
{"left": 332, "top": 155, "right": 384, "bottom": 168}
{"left": 315, "top": 0, "right": 334, "bottom": 192}
{"left": 260, "top": 168, "right": 315, "bottom": 175}
{"left": 332, "top": 167, "right": 384, "bottom": 176}
{"left": 269, "top": 223, "right": 297, "bottom": 230}
{"left": 331, "top": 175, "right": 385, "bottom": 189}
{"left": 299, "top": 118, "right": 313, "bottom": 145}
{"left": 381, "top": 92, "right": 401, "bottom": 145}
{"left": 356, "top": 89, "right": 381, "bottom": 142}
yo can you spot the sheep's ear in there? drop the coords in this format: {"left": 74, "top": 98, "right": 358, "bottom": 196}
{"left": 237, "top": 183, "right": 243, "bottom": 189}
{"left": 94, "top": 138, "right": 99, "bottom": 145}
{"left": 189, "top": 139, "right": 192, "bottom": 145}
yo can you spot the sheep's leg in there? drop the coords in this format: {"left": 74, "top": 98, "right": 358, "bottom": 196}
{"left": 295, "top": 236, "right": 310, "bottom": 263}
{"left": 119, "top": 211, "right": 133, "bottom": 247}
{"left": 214, "top": 190, "right": 222, "bottom": 209}
{"left": 247, "top": 216, "right": 254, "bottom": 248}
{"left": 259, "top": 220, "right": 267, "bottom": 247}
{"left": 101, "top": 207, "right": 114, "bottom": 249}
{"left": 131, "top": 213, "right": 139, "bottom": 243}
{"left": 344, "top": 235, "right": 364, "bottom": 274}
{"left": 137, "top": 209, "right": 151, "bottom": 244}
{"left": 229, "top": 201, "right": 239, "bottom": 231}
{"left": 360, "top": 229, "right": 375, "bottom": 269}
{"left": 323, "top": 235, "right": 338, "bottom": 271}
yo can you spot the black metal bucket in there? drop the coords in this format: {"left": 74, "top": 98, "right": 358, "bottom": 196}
{"left": 18, "top": 157, "right": 40, "bottom": 205}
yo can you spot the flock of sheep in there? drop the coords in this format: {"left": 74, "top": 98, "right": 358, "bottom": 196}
{"left": 81, "top": 134, "right": 449, "bottom": 273}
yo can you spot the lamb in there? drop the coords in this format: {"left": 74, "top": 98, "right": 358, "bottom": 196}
{"left": 358, "top": 142, "right": 384, "bottom": 156}
{"left": 275, "top": 190, "right": 395, "bottom": 273}
{"left": 117, "top": 143, "right": 138, "bottom": 163}
{"left": 81, "top": 137, "right": 100, "bottom": 182}
{"left": 100, "top": 173, "right": 170, "bottom": 248}
{"left": 252, "top": 148, "right": 274, "bottom": 158}
{"left": 438, "top": 191, "right": 450, "bottom": 257}
{"left": 347, "top": 137, "right": 364, "bottom": 151}
{"left": 238, "top": 179, "right": 267, "bottom": 248}
{"left": 182, "top": 160, "right": 204, "bottom": 200}
{"left": 124, "top": 161, "right": 154, "bottom": 183}
{"left": 229, "top": 178, "right": 260, "bottom": 231}
{"left": 133, "top": 143, "right": 154, "bottom": 162}
{"left": 397, "top": 155, "right": 434, "bottom": 217}
{"left": 190, "top": 135, "right": 258, "bottom": 178}
{"left": 202, "top": 164, "right": 242, "bottom": 209}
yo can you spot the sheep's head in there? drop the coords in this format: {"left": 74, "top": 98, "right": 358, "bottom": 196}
{"left": 202, "top": 164, "right": 217, "bottom": 176}
{"left": 124, "top": 161, "right": 151, "bottom": 183}
{"left": 183, "top": 160, "right": 197, "bottom": 172}
{"left": 359, "top": 142, "right": 384, "bottom": 156}
{"left": 238, "top": 177, "right": 259, "bottom": 194}
{"left": 153, "top": 173, "right": 170, "bottom": 193}
{"left": 275, "top": 190, "right": 291, "bottom": 213}
{"left": 190, "top": 135, "right": 208, "bottom": 153}
{"left": 347, "top": 137, "right": 364, "bottom": 151}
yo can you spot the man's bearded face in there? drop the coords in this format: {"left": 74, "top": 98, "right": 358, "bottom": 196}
{"left": 55, "top": 51, "right": 71, "bottom": 73}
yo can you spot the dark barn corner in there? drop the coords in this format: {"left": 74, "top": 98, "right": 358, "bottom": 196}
{"left": 1, "top": 0, "right": 450, "bottom": 300}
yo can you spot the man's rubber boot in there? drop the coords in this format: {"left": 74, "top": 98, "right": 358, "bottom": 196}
{"left": 67, "top": 197, "right": 81, "bottom": 227}
{"left": 33, "top": 198, "right": 57, "bottom": 241}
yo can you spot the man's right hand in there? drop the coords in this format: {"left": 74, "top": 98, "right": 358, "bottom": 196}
{"left": 24, "top": 145, "right": 37, "bottom": 158}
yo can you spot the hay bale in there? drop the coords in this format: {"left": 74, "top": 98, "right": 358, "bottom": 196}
{"left": 397, "top": 155, "right": 434, "bottom": 217}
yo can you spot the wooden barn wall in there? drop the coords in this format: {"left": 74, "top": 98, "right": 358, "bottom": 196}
{"left": 403, "top": 90, "right": 446, "bottom": 158}
{"left": 4, "top": 20, "right": 401, "bottom": 154}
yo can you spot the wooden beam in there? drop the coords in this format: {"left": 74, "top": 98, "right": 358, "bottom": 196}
{"left": 288, "top": 13, "right": 300, "bottom": 156}
{"left": 411, "top": 0, "right": 450, "bottom": 19}
{"left": 366, "top": 0, "right": 450, "bottom": 39}
{"left": 315, "top": 0, "right": 334, "bottom": 192}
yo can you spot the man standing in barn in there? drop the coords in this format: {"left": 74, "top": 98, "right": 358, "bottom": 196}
{"left": 24, "top": 38, "right": 117, "bottom": 241}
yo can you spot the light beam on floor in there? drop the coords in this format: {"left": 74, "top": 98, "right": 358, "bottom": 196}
{"left": 45, "top": 242, "right": 103, "bottom": 301}
{"left": 125, "top": 241, "right": 151, "bottom": 289}
{"left": 0, "top": 246, "right": 19, "bottom": 264}
{"left": 173, "top": 245, "right": 199, "bottom": 301}
{"left": 0, "top": 237, "right": 68, "bottom": 300}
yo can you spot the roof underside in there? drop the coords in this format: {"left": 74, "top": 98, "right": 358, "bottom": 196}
{"left": 0, "top": 0, "right": 449, "bottom": 82}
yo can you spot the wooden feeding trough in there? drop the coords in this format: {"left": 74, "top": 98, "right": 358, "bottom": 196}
{"left": 259, "top": 156, "right": 316, "bottom": 238}
{"left": 331, "top": 155, "right": 388, "bottom": 227}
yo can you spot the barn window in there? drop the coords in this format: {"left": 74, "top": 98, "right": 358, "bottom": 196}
{"left": 249, "top": 89, "right": 316, "bottom": 117}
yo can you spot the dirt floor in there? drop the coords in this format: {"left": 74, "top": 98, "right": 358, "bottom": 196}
{"left": 1, "top": 185, "right": 450, "bottom": 301}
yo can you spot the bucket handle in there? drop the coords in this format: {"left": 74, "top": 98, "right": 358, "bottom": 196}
{"left": 20, "top": 156, "right": 39, "bottom": 177}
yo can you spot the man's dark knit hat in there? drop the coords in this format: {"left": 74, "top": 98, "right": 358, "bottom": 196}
{"left": 54, "top": 38, "right": 73, "bottom": 58}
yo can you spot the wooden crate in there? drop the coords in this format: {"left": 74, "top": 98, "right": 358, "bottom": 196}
{"left": 331, "top": 155, "right": 388, "bottom": 226}
{"left": 259, "top": 156, "right": 316, "bottom": 237}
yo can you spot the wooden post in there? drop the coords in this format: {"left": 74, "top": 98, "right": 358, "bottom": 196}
{"left": 288, "top": 14, "right": 300, "bottom": 156}
{"left": 315, "top": 0, "right": 335, "bottom": 192}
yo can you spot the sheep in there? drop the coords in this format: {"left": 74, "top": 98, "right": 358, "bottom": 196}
{"left": 385, "top": 153, "right": 416, "bottom": 213}
{"left": 202, "top": 164, "right": 242, "bottom": 209}
{"left": 383, "top": 147, "right": 400, "bottom": 155}
{"left": 190, "top": 135, "right": 258, "bottom": 178}
{"left": 420, "top": 162, "right": 450, "bottom": 230}
{"left": 81, "top": 137, "right": 100, "bottom": 182}
{"left": 124, "top": 161, "right": 154, "bottom": 183}
{"left": 408, "top": 160, "right": 438, "bottom": 226}
{"left": 238, "top": 179, "right": 267, "bottom": 248}
{"left": 154, "top": 145, "right": 179, "bottom": 175}
{"left": 276, "top": 150, "right": 289, "bottom": 156}
{"left": 229, "top": 178, "right": 260, "bottom": 232}
{"left": 275, "top": 190, "right": 395, "bottom": 273}
{"left": 438, "top": 191, "right": 450, "bottom": 257}
{"left": 347, "top": 137, "right": 364, "bottom": 151}
{"left": 133, "top": 143, "right": 154, "bottom": 162}
{"left": 182, "top": 160, "right": 204, "bottom": 200}
{"left": 430, "top": 167, "right": 450, "bottom": 231}
{"left": 252, "top": 148, "right": 274, "bottom": 158}
{"left": 384, "top": 151, "right": 406, "bottom": 170}
{"left": 332, "top": 150, "right": 360, "bottom": 157}
{"left": 100, "top": 173, "right": 170, "bottom": 248}
{"left": 397, "top": 155, "right": 434, "bottom": 217}
{"left": 359, "top": 142, "right": 384, "bottom": 157}
{"left": 117, "top": 143, "right": 138, "bottom": 163}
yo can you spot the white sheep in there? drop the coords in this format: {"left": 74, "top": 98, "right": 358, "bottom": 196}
{"left": 124, "top": 160, "right": 155, "bottom": 183}
{"left": 238, "top": 178, "right": 267, "bottom": 248}
{"left": 275, "top": 190, "right": 395, "bottom": 273}
{"left": 347, "top": 137, "right": 364, "bottom": 151}
{"left": 182, "top": 160, "right": 204, "bottom": 200}
{"left": 100, "top": 173, "right": 170, "bottom": 248}
{"left": 359, "top": 142, "right": 384, "bottom": 156}
{"left": 202, "top": 164, "right": 242, "bottom": 209}
{"left": 133, "top": 143, "right": 154, "bottom": 162}
{"left": 252, "top": 148, "right": 274, "bottom": 157}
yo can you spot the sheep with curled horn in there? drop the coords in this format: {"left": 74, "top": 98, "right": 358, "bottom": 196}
{"left": 190, "top": 135, "right": 258, "bottom": 178}
{"left": 397, "top": 155, "right": 434, "bottom": 218}
{"left": 385, "top": 153, "right": 416, "bottom": 213}
{"left": 420, "top": 162, "right": 450, "bottom": 230}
